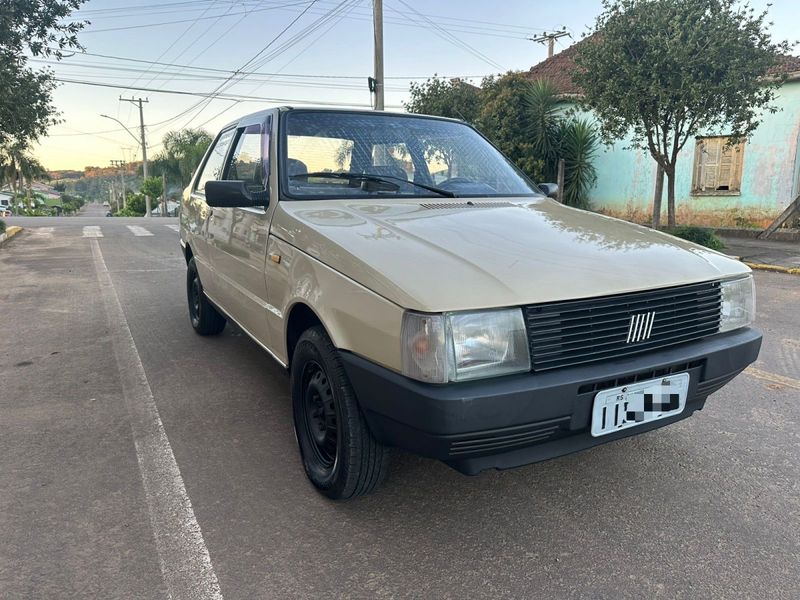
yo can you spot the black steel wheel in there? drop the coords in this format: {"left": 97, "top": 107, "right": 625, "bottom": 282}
{"left": 291, "top": 326, "right": 389, "bottom": 499}
{"left": 186, "top": 257, "right": 226, "bottom": 336}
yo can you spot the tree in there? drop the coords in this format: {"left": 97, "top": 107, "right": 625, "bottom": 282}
{"left": 0, "top": 1, "right": 87, "bottom": 149}
{"left": 0, "top": 144, "right": 48, "bottom": 210}
{"left": 150, "top": 129, "right": 213, "bottom": 188}
{"left": 477, "top": 72, "right": 542, "bottom": 179}
{"left": 404, "top": 77, "right": 482, "bottom": 123}
{"left": 141, "top": 176, "right": 163, "bottom": 201}
{"left": 574, "top": 0, "right": 790, "bottom": 227}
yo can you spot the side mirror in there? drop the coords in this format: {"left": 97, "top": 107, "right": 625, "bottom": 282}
{"left": 538, "top": 183, "right": 559, "bottom": 199}
{"left": 205, "top": 180, "right": 268, "bottom": 208}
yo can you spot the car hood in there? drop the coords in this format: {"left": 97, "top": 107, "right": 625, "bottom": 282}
{"left": 271, "top": 197, "right": 749, "bottom": 312}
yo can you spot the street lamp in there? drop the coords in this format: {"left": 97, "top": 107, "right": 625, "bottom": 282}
{"left": 99, "top": 114, "right": 141, "bottom": 146}
{"left": 100, "top": 113, "right": 151, "bottom": 217}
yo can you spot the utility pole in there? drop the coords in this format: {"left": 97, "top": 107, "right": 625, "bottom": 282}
{"left": 120, "top": 97, "right": 150, "bottom": 216}
{"left": 529, "top": 29, "right": 570, "bottom": 58}
{"left": 111, "top": 159, "right": 127, "bottom": 209}
{"left": 372, "top": 0, "right": 384, "bottom": 110}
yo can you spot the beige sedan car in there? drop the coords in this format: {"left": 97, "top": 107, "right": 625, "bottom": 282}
{"left": 180, "top": 107, "right": 761, "bottom": 499}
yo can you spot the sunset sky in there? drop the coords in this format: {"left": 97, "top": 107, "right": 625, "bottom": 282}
{"left": 34, "top": 0, "right": 798, "bottom": 171}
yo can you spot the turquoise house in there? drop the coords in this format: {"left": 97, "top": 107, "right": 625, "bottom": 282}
{"left": 526, "top": 44, "right": 800, "bottom": 228}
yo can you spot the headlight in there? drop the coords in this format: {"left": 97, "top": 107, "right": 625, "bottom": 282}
{"left": 401, "top": 308, "right": 530, "bottom": 383}
{"left": 719, "top": 275, "right": 755, "bottom": 332}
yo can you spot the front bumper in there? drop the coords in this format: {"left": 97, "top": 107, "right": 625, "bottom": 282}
{"left": 340, "top": 327, "right": 762, "bottom": 475}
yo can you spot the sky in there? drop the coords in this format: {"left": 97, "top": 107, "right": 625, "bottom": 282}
{"left": 34, "top": 0, "right": 799, "bottom": 171}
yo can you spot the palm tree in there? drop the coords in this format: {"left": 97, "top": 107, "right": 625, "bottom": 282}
{"left": 524, "top": 78, "right": 562, "bottom": 182}
{"left": 524, "top": 78, "right": 599, "bottom": 209}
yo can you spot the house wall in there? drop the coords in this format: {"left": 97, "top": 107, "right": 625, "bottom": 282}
{"left": 582, "top": 81, "right": 800, "bottom": 226}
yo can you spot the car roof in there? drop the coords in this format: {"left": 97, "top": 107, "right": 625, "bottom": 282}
{"left": 220, "top": 106, "right": 464, "bottom": 131}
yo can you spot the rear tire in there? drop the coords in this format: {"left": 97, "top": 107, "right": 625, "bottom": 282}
{"left": 291, "top": 326, "right": 389, "bottom": 499}
{"left": 186, "top": 257, "right": 226, "bottom": 336}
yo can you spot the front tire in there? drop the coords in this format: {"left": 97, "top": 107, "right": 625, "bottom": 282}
{"left": 186, "top": 257, "right": 226, "bottom": 335}
{"left": 291, "top": 326, "right": 389, "bottom": 499}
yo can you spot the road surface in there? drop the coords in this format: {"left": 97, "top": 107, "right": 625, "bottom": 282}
{"left": 1, "top": 208, "right": 798, "bottom": 599}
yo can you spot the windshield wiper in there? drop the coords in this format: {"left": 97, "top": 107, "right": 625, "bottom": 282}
{"left": 289, "top": 171, "right": 456, "bottom": 198}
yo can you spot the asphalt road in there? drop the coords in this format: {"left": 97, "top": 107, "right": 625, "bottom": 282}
{"left": 1, "top": 207, "right": 799, "bottom": 599}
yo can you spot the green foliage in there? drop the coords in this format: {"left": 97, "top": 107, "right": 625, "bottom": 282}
{"left": 0, "top": 1, "right": 87, "bottom": 149}
{"left": 404, "top": 73, "right": 599, "bottom": 207}
{"left": 405, "top": 77, "right": 482, "bottom": 123}
{"left": 141, "top": 176, "right": 163, "bottom": 200}
{"left": 560, "top": 119, "right": 598, "bottom": 209}
{"left": 0, "top": 219, "right": 5, "bottom": 233}
{"left": 666, "top": 226, "right": 725, "bottom": 250}
{"left": 151, "top": 129, "right": 213, "bottom": 188}
{"left": 60, "top": 193, "right": 84, "bottom": 214}
{"left": 523, "top": 79, "right": 562, "bottom": 182}
{"left": 477, "top": 72, "right": 542, "bottom": 179}
{"left": 115, "top": 193, "right": 147, "bottom": 217}
{"left": 574, "top": 0, "right": 790, "bottom": 225}
{"left": 524, "top": 79, "right": 598, "bottom": 208}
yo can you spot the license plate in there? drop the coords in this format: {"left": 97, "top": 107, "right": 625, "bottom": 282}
{"left": 590, "top": 373, "right": 690, "bottom": 437}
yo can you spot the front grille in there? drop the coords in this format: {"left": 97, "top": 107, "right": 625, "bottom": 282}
{"left": 525, "top": 281, "right": 722, "bottom": 372}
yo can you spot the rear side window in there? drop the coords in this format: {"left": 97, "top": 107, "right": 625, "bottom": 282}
{"left": 227, "top": 120, "right": 270, "bottom": 191}
{"left": 195, "top": 128, "right": 236, "bottom": 192}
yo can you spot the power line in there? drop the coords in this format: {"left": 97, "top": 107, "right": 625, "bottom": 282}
{"left": 391, "top": 0, "right": 505, "bottom": 71}
{"left": 52, "top": 76, "right": 403, "bottom": 107}
{"left": 79, "top": 1, "right": 311, "bottom": 33}
{"left": 37, "top": 51, "right": 489, "bottom": 80}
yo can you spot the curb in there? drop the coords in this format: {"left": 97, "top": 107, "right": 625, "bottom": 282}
{"left": 743, "top": 261, "right": 800, "bottom": 276}
{"left": 0, "top": 226, "right": 22, "bottom": 248}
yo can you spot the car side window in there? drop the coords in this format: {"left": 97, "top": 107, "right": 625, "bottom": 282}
{"left": 195, "top": 128, "right": 236, "bottom": 193}
{"left": 226, "top": 121, "right": 268, "bottom": 191}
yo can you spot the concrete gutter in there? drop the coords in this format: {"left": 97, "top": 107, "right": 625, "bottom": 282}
{"left": 0, "top": 226, "right": 22, "bottom": 248}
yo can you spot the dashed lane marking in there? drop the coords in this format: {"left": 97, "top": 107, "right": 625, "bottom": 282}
{"left": 31, "top": 227, "right": 55, "bottom": 237}
{"left": 82, "top": 226, "right": 103, "bottom": 238}
{"left": 165, "top": 224, "right": 180, "bottom": 232}
{"left": 127, "top": 225, "right": 154, "bottom": 237}
{"left": 90, "top": 239, "right": 224, "bottom": 600}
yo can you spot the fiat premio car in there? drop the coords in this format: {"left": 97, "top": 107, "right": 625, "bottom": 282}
{"left": 180, "top": 107, "right": 761, "bottom": 499}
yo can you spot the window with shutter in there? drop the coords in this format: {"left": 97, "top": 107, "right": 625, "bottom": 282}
{"left": 691, "top": 136, "right": 745, "bottom": 195}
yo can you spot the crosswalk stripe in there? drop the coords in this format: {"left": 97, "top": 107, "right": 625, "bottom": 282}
{"left": 82, "top": 226, "right": 103, "bottom": 238}
{"left": 165, "top": 224, "right": 180, "bottom": 232}
{"left": 127, "top": 225, "right": 154, "bottom": 237}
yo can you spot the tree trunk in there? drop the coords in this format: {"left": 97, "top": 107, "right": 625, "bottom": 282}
{"left": 666, "top": 167, "right": 676, "bottom": 227}
{"left": 652, "top": 165, "right": 664, "bottom": 229}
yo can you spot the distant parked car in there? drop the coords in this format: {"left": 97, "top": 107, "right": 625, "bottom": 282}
{"left": 105, "top": 211, "right": 113, "bottom": 217}
{"left": 103, "top": 201, "right": 110, "bottom": 207}
{"left": 0, "top": 208, "right": 12, "bottom": 217}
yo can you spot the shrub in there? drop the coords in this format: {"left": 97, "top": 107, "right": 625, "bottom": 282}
{"left": 0, "top": 219, "right": 5, "bottom": 233}
{"left": 666, "top": 226, "right": 725, "bottom": 251}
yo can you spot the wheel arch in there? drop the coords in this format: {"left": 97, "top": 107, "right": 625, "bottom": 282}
{"left": 285, "top": 301, "right": 326, "bottom": 368}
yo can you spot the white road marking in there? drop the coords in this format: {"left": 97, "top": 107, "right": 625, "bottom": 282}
{"left": 89, "top": 239, "right": 224, "bottom": 600}
{"left": 32, "top": 226, "right": 55, "bottom": 235}
{"left": 127, "top": 225, "right": 154, "bottom": 237}
{"left": 82, "top": 226, "right": 103, "bottom": 238}
{"left": 165, "top": 224, "right": 180, "bottom": 232}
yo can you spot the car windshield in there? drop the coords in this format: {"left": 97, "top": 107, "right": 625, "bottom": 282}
{"left": 281, "top": 111, "right": 540, "bottom": 199}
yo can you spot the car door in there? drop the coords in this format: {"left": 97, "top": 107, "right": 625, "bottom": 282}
{"left": 206, "top": 115, "right": 275, "bottom": 347}
{"left": 186, "top": 126, "right": 237, "bottom": 299}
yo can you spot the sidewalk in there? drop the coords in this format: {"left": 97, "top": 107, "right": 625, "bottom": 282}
{"left": 720, "top": 235, "right": 800, "bottom": 274}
